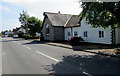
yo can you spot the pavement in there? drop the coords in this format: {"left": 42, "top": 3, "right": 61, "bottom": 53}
{"left": 47, "top": 42, "right": 120, "bottom": 58}
{"left": 1, "top": 37, "right": 120, "bottom": 75}
{"left": 32, "top": 39, "right": 120, "bottom": 58}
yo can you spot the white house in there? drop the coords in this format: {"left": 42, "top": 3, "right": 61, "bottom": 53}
{"left": 18, "top": 27, "right": 26, "bottom": 33}
{"left": 42, "top": 12, "right": 120, "bottom": 44}
{"left": 65, "top": 18, "right": 120, "bottom": 44}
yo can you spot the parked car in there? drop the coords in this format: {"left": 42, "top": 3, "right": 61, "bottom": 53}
{"left": 13, "top": 35, "right": 19, "bottom": 38}
{"left": 1, "top": 35, "right": 8, "bottom": 37}
{"left": 1, "top": 35, "right": 5, "bottom": 37}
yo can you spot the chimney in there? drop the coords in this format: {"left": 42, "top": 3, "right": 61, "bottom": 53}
{"left": 58, "top": 11, "right": 60, "bottom": 13}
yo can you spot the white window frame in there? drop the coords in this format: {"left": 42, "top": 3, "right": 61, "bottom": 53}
{"left": 99, "top": 31, "right": 104, "bottom": 38}
{"left": 74, "top": 31, "right": 78, "bottom": 37}
{"left": 84, "top": 31, "right": 87, "bottom": 37}
{"left": 45, "top": 24, "right": 49, "bottom": 35}
{"left": 68, "top": 31, "right": 71, "bottom": 36}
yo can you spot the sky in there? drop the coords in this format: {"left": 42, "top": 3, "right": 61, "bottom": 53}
{"left": 0, "top": 0, "right": 82, "bottom": 32}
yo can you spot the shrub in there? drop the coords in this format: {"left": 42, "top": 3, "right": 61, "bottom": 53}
{"left": 23, "top": 34, "right": 39, "bottom": 39}
{"left": 8, "top": 34, "right": 13, "bottom": 37}
{"left": 23, "top": 34, "right": 31, "bottom": 39}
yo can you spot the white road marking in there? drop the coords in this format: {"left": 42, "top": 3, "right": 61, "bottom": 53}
{"left": 83, "top": 72, "right": 93, "bottom": 76}
{"left": 17, "top": 42, "right": 21, "bottom": 45}
{"left": 35, "top": 51, "right": 59, "bottom": 62}
{"left": 22, "top": 45, "right": 31, "bottom": 50}
{"left": 13, "top": 41, "right": 21, "bottom": 45}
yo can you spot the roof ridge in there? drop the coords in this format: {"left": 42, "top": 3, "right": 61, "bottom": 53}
{"left": 44, "top": 12, "right": 74, "bottom": 15}
{"left": 64, "top": 15, "right": 72, "bottom": 27}
{"left": 43, "top": 12, "right": 79, "bottom": 27}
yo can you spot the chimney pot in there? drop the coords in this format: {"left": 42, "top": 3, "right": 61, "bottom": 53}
{"left": 58, "top": 11, "right": 60, "bottom": 13}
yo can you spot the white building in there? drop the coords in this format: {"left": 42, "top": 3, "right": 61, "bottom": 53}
{"left": 18, "top": 27, "right": 26, "bottom": 33}
{"left": 4, "top": 32, "right": 13, "bottom": 35}
{"left": 65, "top": 18, "right": 120, "bottom": 44}
{"left": 42, "top": 12, "right": 120, "bottom": 44}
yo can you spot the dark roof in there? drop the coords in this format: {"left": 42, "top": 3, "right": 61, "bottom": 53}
{"left": 13, "top": 27, "right": 20, "bottom": 32}
{"left": 65, "top": 15, "right": 79, "bottom": 27}
{"left": 43, "top": 12, "right": 79, "bottom": 27}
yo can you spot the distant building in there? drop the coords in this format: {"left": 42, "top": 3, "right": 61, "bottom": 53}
{"left": 4, "top": 31, "right": 13, "bottom": 35}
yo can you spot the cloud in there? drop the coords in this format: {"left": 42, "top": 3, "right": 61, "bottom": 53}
{"left": 2, "top": 19, "right": 21, "bottom": 31}
{"left": 0, "top": 21, "right": 2, "bottom": 32}
{"left": 0, "top": 4, "right": 11, "bottom": 12}
{"left": 1, "top": 0, "right": 82, "bottom": 31}
{"left": 17, "top": 0, "right": 82, "bottom": 20}
{"left": 3, "top": 0, "right": 76, "bottom": 3}
{"left": 2, "top": 0, "right": 82, "bottom": 19}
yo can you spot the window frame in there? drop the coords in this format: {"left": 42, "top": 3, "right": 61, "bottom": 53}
{"left": 84, "top": 31, "right": 87, "bottom": 37}
{"left": 74, "top": 31, "right": 78, "bottom": 37}
{"left": 99, "top": 31, "right": 104, "bottom": 38}
{"left": 68, "top": 31, "right": 71, "bottom": 36}
{"left": 45, "top": 24, "right": 50, "bottom": 35}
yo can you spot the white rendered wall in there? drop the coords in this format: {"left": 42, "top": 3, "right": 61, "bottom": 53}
{"left": 65, "top": 28, "right": 72, "bottom": 40}
{"left": 116, "top": 28, "right": 120, "bottom": 44}
{"left": 65, "top": 18, "right": 112, "bottom": 44}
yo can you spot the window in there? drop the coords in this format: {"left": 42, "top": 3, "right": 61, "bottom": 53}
{"left": 84, "top": 31, "right": 87, "bottom": 37}
{"left": 99, "top": 31, "right": 104, "bottom": 38}
{"left": 68, "top": 32, "right": 70, "bottom": 36}
{"left": 46, "top": 24, "right": 49, "bottom": 35}
{"left": 74, "top": 31, "right": 78, "bottom": 37}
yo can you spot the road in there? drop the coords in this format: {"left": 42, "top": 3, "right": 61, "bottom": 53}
{"left": 1, "top": 37, "right": 120, "bottom": 75}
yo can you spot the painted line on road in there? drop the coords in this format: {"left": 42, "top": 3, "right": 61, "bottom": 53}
{"left": 22, "top": 45, "right": 31, "bottom": 50}
{"left": 83, "top": 72, "right": 93, "bottom": 76}
{"left": 13, "top": 41, "right": 17, "bottom": 43}
{"left": 35, "top": 51, "right": 59, "bottom": 62}
{"left": 16, "top": 42, "right": 21, "bottom": 45}
{"left": 13, "top": 41, "right": 21, "bottom": 45}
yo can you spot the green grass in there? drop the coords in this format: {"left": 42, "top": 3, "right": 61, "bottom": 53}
{"left": 116, "top": 47, "right": 120, "bottom": 49}
{"left": 0, "top": 33, "right": 4, "bottom": 36}
{"left": 114, "top": 46, "right": 120, "bottom": 49}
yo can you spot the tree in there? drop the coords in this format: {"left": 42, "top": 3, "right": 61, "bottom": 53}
{"left": 79, "top": 2, "right": 120, "bottom": 29}
{"left": 19, "top": 10, "right": 29, "bottom": 33}
{"left": 27, "top": 16, "right": 42, "bottom": 36}
{"left": 0, "top": 30, "right": 9, "bottom": 35}
{"left": 0, "top": 31, "right": 5, "bottom": 35}
{"left": 19, "top": 10, "right": 42, "bottom": 36}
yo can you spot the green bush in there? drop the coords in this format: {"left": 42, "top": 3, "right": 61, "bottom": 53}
{"left": 23, "top": 34, "right": 32, "bottom": 38}
{"left": 22, "top": 34, "right": 39, "bottom": 39}
{"left": 8, "top": 34, "right": 13, "bottom": 37}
